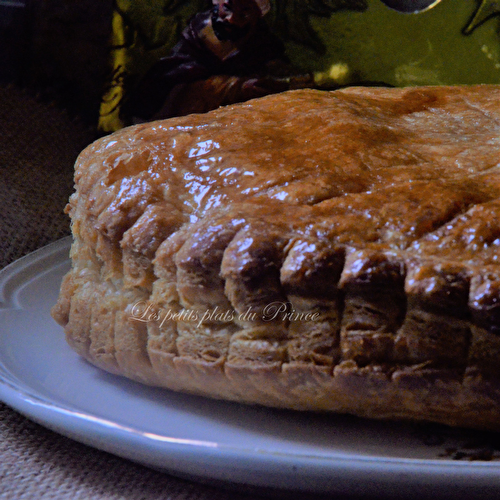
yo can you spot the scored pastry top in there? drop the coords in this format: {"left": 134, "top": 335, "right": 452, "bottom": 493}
{"left": 71, "top": 85, "right": 500, "bottom": 310}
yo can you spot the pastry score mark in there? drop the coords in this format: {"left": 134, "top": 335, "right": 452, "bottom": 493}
{"left": 129, "top": 300, "right": 320, "bottom": 328}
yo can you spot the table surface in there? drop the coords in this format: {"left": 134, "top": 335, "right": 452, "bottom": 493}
{"left": 0, "top": 84, "right": 298, "bottom": 500}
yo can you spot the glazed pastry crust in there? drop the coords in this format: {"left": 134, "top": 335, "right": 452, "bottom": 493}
{"left": 52, "top": 85, "right": 500, "bottom": 431}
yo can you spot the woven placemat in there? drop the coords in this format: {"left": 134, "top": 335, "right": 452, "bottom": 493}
{"left": 0, "top": 84, "right": 91, "bottom": 269}
{"left": 0, "top": 85, "right": 283, "bottom": 500}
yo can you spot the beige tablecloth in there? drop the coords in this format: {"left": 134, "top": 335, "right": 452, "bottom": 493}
{"left": 0, "top": 84, "right": 306, "bottom": 500}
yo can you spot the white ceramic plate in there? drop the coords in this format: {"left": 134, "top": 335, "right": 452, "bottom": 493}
{"left": 1, "top": 238, "right": 500, "bottom": 498}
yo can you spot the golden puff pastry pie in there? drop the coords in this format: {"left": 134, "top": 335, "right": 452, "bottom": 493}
{"left": 52, "top": 85, "right": 500, "bottom": 431}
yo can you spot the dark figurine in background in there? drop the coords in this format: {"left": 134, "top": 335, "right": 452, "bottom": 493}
{"left": 123, "top": 0, "right": 310, "bottom": 122}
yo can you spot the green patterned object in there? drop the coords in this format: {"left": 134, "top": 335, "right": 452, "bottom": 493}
{"left": 98, "top": 0, "right": 500, "bottom": 132}
{"left": 304, "top": 0, "right": 500, "bottom": 87}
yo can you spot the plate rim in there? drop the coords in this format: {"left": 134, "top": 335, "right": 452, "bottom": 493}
{"left": 1, "top": 239, "right": 500, "bottom": 497}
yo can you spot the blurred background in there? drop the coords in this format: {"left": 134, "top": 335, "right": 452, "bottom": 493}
{"left": 0, "top": 0, "right": 113, "bottom": 127}
{"left": 2, "top": 0, "right": 500, "bottom": 134}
